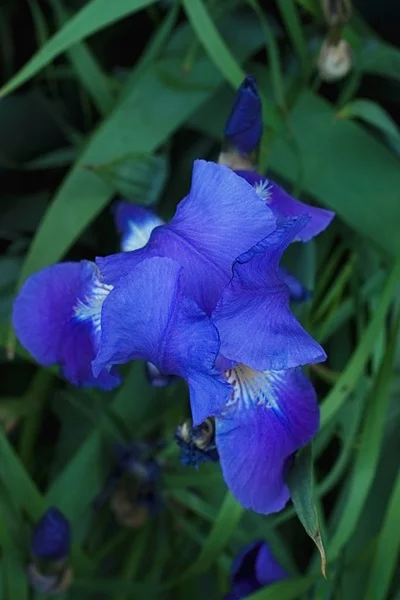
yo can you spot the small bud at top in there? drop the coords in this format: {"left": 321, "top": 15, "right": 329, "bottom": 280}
{"left": 322, "top": 0, "right": 352, "bottom": 27}
{"left": 31, "top": 507, "right": 71, "bottom": 561}
{"left": 224, "top": 75, "right": 262, "bottom": 156}
{"left": 317, "top": 39, "right": 352, "bottom": 82}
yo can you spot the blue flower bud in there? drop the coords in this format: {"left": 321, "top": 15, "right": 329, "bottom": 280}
{"left": 175, "top": 418, "right": 219, "bottom": 468}
{"left": 31, "top": 508, "right": 71, "bottom": 561}
{"left": 224, "top": 75, "right": 262, "bottom": 156}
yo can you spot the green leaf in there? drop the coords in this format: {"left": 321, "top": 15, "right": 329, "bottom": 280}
{"left": 49, "top": 0, "right": 115, "bottom": 116}
{"left": 276, "top": 0, "right": 310, "bottom": 75}
{"left": 327, "top": 313, "right": 400, "bottom": 559}
{"left": 269, "top": 91, "right": 400, "bottom": 257}
{"left": 184, "top": 492, "right": 244, "bottom": 576}
{"left": 0, "top": 0, "right": 157, "bottom": 97}
{"left": 190, "top": 85, "right": 400, "bottom": 257}
{"left": 0, "top": 500, "right": 28, "bottom": 600}
{"left": 247, "top": 0, "right": 286, "bottom": 110}
{"left": 0, "top": 427, "right": 45, "bottom": 518}
{"left": 320, "top": 256, "right": 400, "bottom": 426}
{"left": 46, "top": 362, "right": 157, "bottom": 519}
{"left": 247, "top": 574, "right": 318, "bottom": 599}
{"left": 88, "top": 152, "right": 168, "bottom": 205}
{"left": 338, "top": 99, "right": 400, "bottom": 144}
{"left": 15, "top": 14, "right": 264, "bottom": 285}
{"left": 361, "top": 38, "right": 400, "bottom": 83}
{"left": 287, "top": 444, "right": 326, "bottom": 577}
{"left": 364, "top": 466, "right": 400, "bottom": 600}
{"left": 181, "top": 0, "right": 244, "bottom": 88}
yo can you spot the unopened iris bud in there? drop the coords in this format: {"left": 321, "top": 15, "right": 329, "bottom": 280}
{"left": 317, "top": 38, "right": 352, "bottom": 82}
{"left": 322, "top": 0, "right": 352, "bottom": 27}
{"left": 31, "top": 507, "right": 71, "bottom": 562}
{"left": 175, "top": 418, "right": 219, "bottom": 467}
{"left": 219, "top": 75, "right": 262, "bottom": 171}
{"left": 29, "top": 507, "right": 72, "bottom": 595}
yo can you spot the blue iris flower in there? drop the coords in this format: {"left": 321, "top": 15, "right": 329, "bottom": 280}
{"left": 225, "top": 540, "right": 286, "bottom": 599}
{"left": 13, "top": 158, "right": 328, "bottom": 514}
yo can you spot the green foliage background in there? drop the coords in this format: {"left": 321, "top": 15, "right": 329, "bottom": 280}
{"left": 0, "top": 0, "right": 399, "bottom": 598}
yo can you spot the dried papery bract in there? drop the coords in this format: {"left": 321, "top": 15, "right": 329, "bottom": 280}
{"left": 318, "top": 38, "right": 353, "bottom": 82}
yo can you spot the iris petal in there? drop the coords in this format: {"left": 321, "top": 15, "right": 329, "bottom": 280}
{"left": 97, "top": 160, "right": 276, "bottom": 314}
{"left": 229, "top": 540, "right": 286, "bottom": 597}
{"left": 216, "top": 365, "right": 319, "bottom": 514}
{"left": 236, "top": 170, "right": 334, "bottom": 242}
{"left": 255, "top": 542, "right": 287, "bottom": 585}
{"left": 212, "top": 217, "right": 326, "bottom": 371}
{"left": 93, "top": 257, "right": 232, "bottom": 424}
{"left": 12, "top": 262, "right": 119, "bottom": 389}
{"left": 113, "top": 201, "right": 163, "bottom": 252}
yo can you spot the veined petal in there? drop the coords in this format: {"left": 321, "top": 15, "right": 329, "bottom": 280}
{"left": 212, "top": 217, "right": 326, "bottom": 371}
{"left": 12, "top": 262, "right": 120, "bottom": 389}
{"left": 97, "top": 161, "right": 276, "bottom": 314}
{"left": 236, "top": 170, "right": 334, "bottom": 242}
{"left": 216, "top": 365, "right": 319, "bottom": 514}
{"left": 113, "top": 201, "right": 163, "bottom": 252}
{"left": 93, "top": 257, "right": 232, "bottom": 424}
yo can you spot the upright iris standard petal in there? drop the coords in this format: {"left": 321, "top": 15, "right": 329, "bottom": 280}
{"left": 31, "top": 507, "right": 71, "bottom": 561}
{"left": 93, "top": 257, "right": 232, "bottom": 424}
{"left": 224, "top": 75, "right": 262, "bottom": 155}
{"left": 235, "top": 170, "right": 334, "bottom": 242}
{"left": 113, "top": 201, "right": 163, "bottom": 252}
{"left": 212, "top": 217, "right": 326, "bottom": 371}
{"left": 12, "top": 262, "right": 120, "bottom": 389}
{"left": 97, "top": 161, "right": 276, "bottom": 314}
{"left": 225, "top": 540, "right": 286, "bottom": 599}
{"left": 216, "top": 366, "right": 319, "bottom": 514}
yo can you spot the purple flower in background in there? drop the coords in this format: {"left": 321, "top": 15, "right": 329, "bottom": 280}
{"left": 225, "top": 540, "right": 287, "bottom": 599}
{"left": 31, "top": 507, "right": 71, "bottom": 561}
{"left": 95, "top": 441, "right": 163, "bottom": 528}
{"left": 279, "top": 266, "right": 312, "bottom": 303}
{"left": 113, "top": 201, "right": 163, "bottom": 252}
{"left": 13, "top": 261, "right": 120, "bottom": 390}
